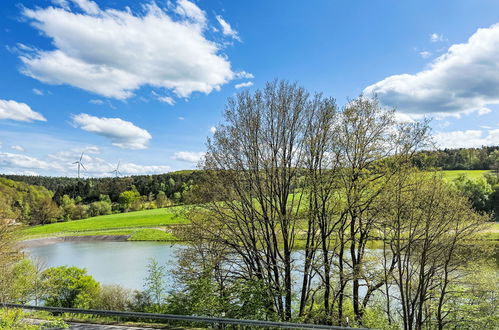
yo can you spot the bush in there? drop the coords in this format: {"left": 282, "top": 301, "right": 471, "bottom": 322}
{"left": 93, "top": 285, "right": 133, "bottom": 311}
{"left": 41, "top": 266, "right": 100, "bottom": 308}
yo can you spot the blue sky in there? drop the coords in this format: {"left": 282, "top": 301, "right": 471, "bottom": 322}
{"left": 1, "top": 0, "right": 498, "bottom": 177}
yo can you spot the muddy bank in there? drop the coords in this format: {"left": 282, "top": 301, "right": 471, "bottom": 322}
{"left": 20, "top": 235, "right": 131, "bottom": 248}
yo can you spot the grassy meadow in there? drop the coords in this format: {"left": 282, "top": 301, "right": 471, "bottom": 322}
{"left": 21, "top": 207, "right": 187, "bottom": 241}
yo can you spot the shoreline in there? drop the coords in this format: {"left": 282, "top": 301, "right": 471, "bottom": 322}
{"left": 20, "top": 235, "right": 131, "bottom": 248}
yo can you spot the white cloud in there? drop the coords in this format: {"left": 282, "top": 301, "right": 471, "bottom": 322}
{"left": 430, "top": 33, "right": 444, "bottom": 43}
{"left": 11, "top": 145, "right": 25, "bottom": 152}
{"left": 235, "top": 71, "right": 254, "bottom": 79}
{"left": 216, "top": 15, "right": 240, "bottom": 41}
{"left": 365, "top": 23, "right": 499, "bottom": 117}
{"left": 0, "top": 99, "right": 46, "bottom": 122}
{"left": 51, "top": 0, "right": 69, "bottom": 9}
{"left": 419, "top": 51, "right": 432, "bottom": 59}
{"left": 70, "top": 0, "right": 100, "bottom": 15}
{"left": 72, "top": 113, "right": 152, "bottom": 149}
{"left": 235, "top": 81, "right": 253, "bottom": 89}
{"left": 434, "top": 129, "right": 499, "bottom": 148}
{"left": 159, "top": 96, "right": 175, "bottom": 105}
{"left": 19, "top": 1, "right": 240, "bottom": 100}
{"left": 0, "top": 152, "right": 62, "bottom": 171}
{"left": 174, "top": 0, "right": 206, "bottom": 26}
{"left": 178, "top": 116, "right": 185, "bottom": 120}
{"left": 32, "top": 88, "right": 43, "bottom": 95}
{"left": 152, "top": 91, "right": 175, "bottom": 105}
{"left": 439, "top": 121, "right": 451, "bottom": 128}
{"left": 89, "top": 99, "right": 104, "bottom": 105}
{"left": 173, "top": 151, "right": 204, "bottom": 163}
{"left": 210, "top": 126, "right": 216, "bottom": 134}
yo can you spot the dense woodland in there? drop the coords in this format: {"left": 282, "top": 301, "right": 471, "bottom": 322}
{"left": 413, "top": 146, "right": 499, "bottom": 170}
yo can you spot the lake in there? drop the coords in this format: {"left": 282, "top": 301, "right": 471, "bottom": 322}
{"left": 25, "top": 240, "right": 499, "bottom": 293}
{"left": 25, "top": 241, "right": 185, "bottom": 291}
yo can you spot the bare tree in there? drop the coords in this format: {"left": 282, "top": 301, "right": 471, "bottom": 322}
{"left": 380, "top": 171, "right": 489, "bottom": 330}
{"left": 332, "top": 97, "right": 430, "bottom": 323}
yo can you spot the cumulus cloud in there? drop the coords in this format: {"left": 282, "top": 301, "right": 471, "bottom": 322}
{"left": 173, "top": 151, "right": 205, "bottom": 163}
{"left": 235, "top": 81, "right": 253, "bottom": 89}
{"left": 174, "top": 0, "right": 206, "bottom": 26}
{"left": 19, "top": 1, "right": 244, "bottom": 100}
{"left": 11, "top": 145, "right": 25, "bottom": 152}
{"left": 0, "top": 99, "right": 46, "bottom": 122}
{"left": 210, "top": 126, "right": 216, "bottom": 134}
{"left": 434, "top": 129, "right": 499, "bottom": 148}
{"left": 365, "top": 23, "right": 499, "bottom": 117}
{"left": 72, "top": 113, "right": 152, "bottom": 149}
{"left": 216, "top": 15, "right": 240, "bottom": 41}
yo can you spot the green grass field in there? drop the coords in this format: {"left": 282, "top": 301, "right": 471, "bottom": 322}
{"left": 21, "top": 207, "right": 187, "bottom": 240}
{"left": 20, "top": 170, "right": 496, "bottom": 242}
{"left": 440, "top": 170, "right": 490, "bottom": 181}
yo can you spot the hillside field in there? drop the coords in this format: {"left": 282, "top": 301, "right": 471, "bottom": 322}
{"left": 21, "top": 207, "right": 187, "bottom": 241}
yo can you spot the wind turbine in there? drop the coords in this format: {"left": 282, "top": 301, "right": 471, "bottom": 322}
{"left": 73, "top": 152, "right": 86, "bottom": 178}
{"left": 110, "top": 161, "right": 121, "bottom": 178}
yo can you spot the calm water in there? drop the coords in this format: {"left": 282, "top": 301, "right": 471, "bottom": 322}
{"left": 25, "top": 241, "right": 184, "bottom": 291}
{"left": 25, "top": 241, "right": 499, "bottom": 293}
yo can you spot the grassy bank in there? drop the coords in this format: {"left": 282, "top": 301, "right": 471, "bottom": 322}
{"left": 21, "top": 207, "right": 187, "bottom": 241}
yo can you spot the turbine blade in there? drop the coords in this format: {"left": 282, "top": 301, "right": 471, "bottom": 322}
{"left": 80, "top": 163, "right": 87, "bottom": 171}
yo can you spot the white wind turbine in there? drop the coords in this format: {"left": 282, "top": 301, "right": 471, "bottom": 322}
{"left": 73, "top": 152, "right": 86, "bottom": 178}
{"left": 110, "top": 161, "right": 121, "bottom": 178}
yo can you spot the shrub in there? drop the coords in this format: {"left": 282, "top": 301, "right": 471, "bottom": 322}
{"left": 41, "top": 266, "right": 100, "bottom": 308}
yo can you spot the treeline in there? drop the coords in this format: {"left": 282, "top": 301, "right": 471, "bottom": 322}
{"left": 0, "top": 171, "right": 201, "bottom": 225}
{"left": 413, "top": 146, "right": 499, "bottom": 170}
{"left": 1, "top": 170, "right": 201, "bottom": 204}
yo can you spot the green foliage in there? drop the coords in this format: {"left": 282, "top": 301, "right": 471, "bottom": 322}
{"left": 453, "top": 174, "right": 494, "bottom": 213}
{"left": 414, "top": 146, "right": 499, "bottom": 170}
{"left": 1, "top": 170, "right": 201, "bottom": 207}
{"left": 0, "top": 177, "right": 60, "bottom": 225}
{"left": 155, "top": 191, "right": 170, "bottom": 208}
{"left": 41, "top": 266, "right": 100, "bottom": 308}
{"left": 87, "top": 200, "right": 112, "bottom": 217}
{"left": 119, "top": 188, "right": 141, "bottom": 211}
{"left": 143, "top": 259, "right": 166, "bottom": 308}
{"left": 93, "top": 285, "right": 133, "bottom": 311}
{"left": 432, "top": 263, "right": 499, "bottom": 329}
{"left": 0, "top": 308, "right": 39, "bottom": 330}
{"left": 7, "top": 259, "right": 40, "bottom": 305}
